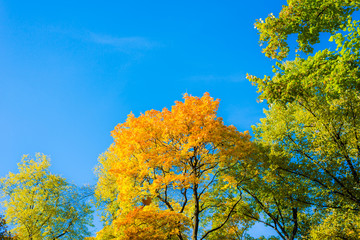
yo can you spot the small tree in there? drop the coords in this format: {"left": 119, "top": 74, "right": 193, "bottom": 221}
{"left": 0, "top": 153, "right": 94, "bottom": 239}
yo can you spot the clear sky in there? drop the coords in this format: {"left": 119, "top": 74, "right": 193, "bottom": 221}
{"left": 0, "top": 0, "right": 288, "bottom": 236}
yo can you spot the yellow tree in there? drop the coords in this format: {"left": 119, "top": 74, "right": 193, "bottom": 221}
{"left": 0, "top": 154, "right": 93, "bottom": 240}
{"left": 95, "top": 93, "right": 254, "bottom": 240}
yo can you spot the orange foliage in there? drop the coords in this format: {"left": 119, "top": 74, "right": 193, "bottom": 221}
{"left": 98, "top": 93, "right": 253, "bottom": 239}
{"left": 114, "top": 206, "right": 190, "bottom": 240}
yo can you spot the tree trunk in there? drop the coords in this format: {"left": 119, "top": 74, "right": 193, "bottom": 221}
{"left": 192, "top": 183, "right": 200, "bottom": 240}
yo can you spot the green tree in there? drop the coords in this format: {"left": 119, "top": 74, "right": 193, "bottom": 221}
{"left": 248, "top": 0, "right": 360, "bottom": 239}
{"left": 0, "top": 153, "right": 94, "bottom": 240}
{"left": 249, "top": 43, "right": 360, "bottom": 210}
{"left": 255, "top": 0, "right": 359, "bottom": 60}
{"left": 226, "top": 146, "right": 317, "bottom": 240}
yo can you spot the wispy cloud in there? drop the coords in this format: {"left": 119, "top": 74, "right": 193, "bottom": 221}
{"left": 88, "top": 33, "right": 157, "bottom": 52}
{"left": 44, "top": 26, "right": 159, "bottom": 54}
{"left": 187, "top": 74, "right": 246, "bottom": 83}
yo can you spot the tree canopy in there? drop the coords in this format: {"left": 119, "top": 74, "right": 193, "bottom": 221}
{"left": 94, "top": 93, "right": 255, "bottom": 240}
{"left": 247, "top": 0, "right": 360, "bottom": 239}
{"left": 0, "top": 154, "right": 94, "bottom": 240}
{"left": 255, "top": 0, "right": 359, "bottom": 60}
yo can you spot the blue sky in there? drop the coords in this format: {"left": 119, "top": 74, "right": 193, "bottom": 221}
{"left": 0, "top": 0, "right": 289, "bottom": 236}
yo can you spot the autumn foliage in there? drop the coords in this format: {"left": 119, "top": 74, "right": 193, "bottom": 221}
{"left": 1, "top": 1, "right": 359, "bottom": 239}
{"left": 95, "top": 93, "right": 253, "bottom": 239}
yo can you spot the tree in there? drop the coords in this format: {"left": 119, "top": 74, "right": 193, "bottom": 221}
{"left": 226, "top": 146, "right": 316, "bottom": 240}
{"left": 94, "top": 93, "right": 254, "bottom": 240}
{"left": 0, "top": 153, "right": 94, "bottom": 240}
{"left": 248, "top": 41, "right": 360, "bottom": 210}
{"left": 255, "top": 0, "right": 359, "bottom": 60}
{"left": 248, "top": 0, "right": 360, "bottom": 238}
